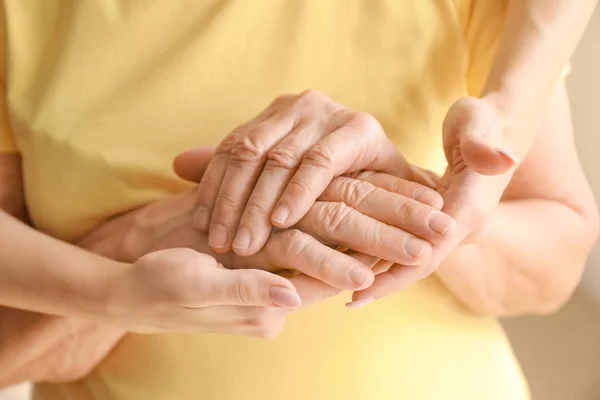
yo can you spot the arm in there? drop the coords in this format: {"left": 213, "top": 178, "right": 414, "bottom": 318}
{"left": 483, "top": 0, "right": 598, "bottom": 160}
{"left": 0, "top": 153, "right": 124, "bottom": 387}
{"left": 436, "top": 82, "right": 599, "bottom": 316}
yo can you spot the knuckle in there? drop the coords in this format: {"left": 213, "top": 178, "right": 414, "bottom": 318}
{"left": 347, "top": 111, "right": 383, "bottom": 135}
{"left": 280, "top": 229, "right": 312, "bottom": 261}
{"left": 198, "top": 176, "right": 221, "bottom": 198}
{"left": 228, "top": 271, "right": 256, "bottom": 305}
{"left": 267, "top": 147, "right": 301, "bottom": 170}
{"left": 214, "top": 192, "right": 241, "bottom": 212}
{"left": 341, "top": 179, "right": 376, "bottom": 208}
{"left": 271, "top": 93, "right": 294, "bottom": 107}
{"left": 395, "top": 200, "right": 421, "bottom": 221}
{"left": 215, "top": 134, "right": 238, "bottom": 154}
{"left": 161, "top": 262, "right": 200, "bottom": 304}
{"left": 230, "top": 134, "right": 267, "bottom": 163}
{"left": 287, "top": 176, "right": 314, "bottom": 197}
{"left": 303, "top": 143, "right": 334, "bottom": 171}
{"left": 244, "top": 197, "right": 270, "bottom": 216}
{"left": 320, "top": 202, "right": 353, "bottom": 236}
{"left": 298, "top": 89, "right": 329, "bottom": 105}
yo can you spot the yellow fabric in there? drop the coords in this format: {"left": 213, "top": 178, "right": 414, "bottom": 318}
{"left": 1, "top": 0, "right": 530, "bottom": 399}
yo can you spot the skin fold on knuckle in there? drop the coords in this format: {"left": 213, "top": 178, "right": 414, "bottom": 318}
{"left": 215, "top": 134, "right": 238, "bottom": 155}
{"left": 280, "top": 229, "right": 312, "bottom": 265}
{"left": 341, "top": 178, "right": 377, "bottom": 208}
{"left": 302, "top": 143, "right": 335, "bottom": 172}
{"left": 320, "top": 202, "right": 353, "bottom": 238}
{"left": 286, "top": 175, "right": 315, "bottom": 199}
{"left": 266, "top": 146, "right": 302, "bottom": 171}
{"left": 227, "top": 271, "right": 258, "bottom": 306}
{"left": 229, "top": 134, "right": 267, "bottom": 165}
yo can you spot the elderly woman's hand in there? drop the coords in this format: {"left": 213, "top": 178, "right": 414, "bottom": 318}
{"left": 175, "top": 148, "right": 457, "bottom": 304}
{"left": 192, "top": 90, "right": 410, "bottom": 256}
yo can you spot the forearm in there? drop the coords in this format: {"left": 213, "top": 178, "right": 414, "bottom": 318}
{"left": 0, "top": 308, "right": 123, "bottom": 387}
{"left": 0, "top": 163, "right": 126, "bottom": 386}
{"left": 0, "top": 210, "right": 124, "bottom": 318}
{"left": 484, "top": 0, "right": 597, "bottom": 157}
{"left": 436, "top": 199, "right": 596, "bottom": 316}
{"left": 0, "top": 221, "right": 128, "bottom": 387}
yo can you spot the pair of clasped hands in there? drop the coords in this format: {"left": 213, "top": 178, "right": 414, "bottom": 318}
{"left": 85, "top": 90, "right": 517, "bottom": 337}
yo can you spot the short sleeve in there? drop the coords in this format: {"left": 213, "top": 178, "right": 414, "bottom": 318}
{"left": 0, "top": 4, "right": 17, "bottom": 153}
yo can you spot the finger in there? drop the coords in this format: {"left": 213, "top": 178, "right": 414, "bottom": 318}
{"left": 461, "top": 136, "right": 517, "bottom": 175}
{"left": 348, "top": 263, "right": 424, "bottom": 306}
{"left": 372, "top": 259, "right": 393, "bottom": 274}
{"left": 194, "top": 266, "right": 302, "bottom": 308}
{"left": 349, "top": 171, "right": 444, "bottom": 210}
{"left": 233, "top": 122, "right": 328, "bottom": 256}
{"left": 194, "top": 115, "right": 270, "bottom": 232}
{"left": 260, "top": 229, "right": 374, "bottom": 290}
{"left": 319, "top": 176, "right": 455, "bottom": 243}
{"left": 172, "top": 147, "right": 215, "bottom": 183}
{"left": 443, "top": 97, "right": 517, "bottom": 176}
{"left": 208, "top": 116, "right": 298, "bottom": 253}
{"left": 296, "top": 201, "right": 433, "bottom": 266}
{"left": 289, "top": 273, "right": 343, "bottom": 307}
{"left": 271, "top": 112, "right": 410, "bottom": 228}
{"left": 343, "top": 250, "right": 380, "bottom": 269}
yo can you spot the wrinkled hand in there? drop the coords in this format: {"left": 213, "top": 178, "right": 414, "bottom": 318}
{"left": 193, "top": 90, "right": 408, "bottom": 256}
{"left": 175, "top": 148, "right": 456, "bottom": 306}
{"left": 352, "top": 97, "right": 518, "bottom": 302}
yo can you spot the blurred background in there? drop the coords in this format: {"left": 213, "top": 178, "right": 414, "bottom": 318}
{"left": 1, "top": 5, "right": 599, "bottom": 400}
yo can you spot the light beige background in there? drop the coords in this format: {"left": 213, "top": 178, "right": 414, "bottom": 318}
{"left": 1, "top": 6, "right": 600, "bottom": 400}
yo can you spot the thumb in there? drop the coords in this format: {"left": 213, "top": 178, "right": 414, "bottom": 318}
{"left": 172, "top": 147, "right": 215, "bottom": 183}
{"left": 443, "top": 97, "right": 517, "bottom": 176}
{"left": 200, "top": 266, "right": 302, "bottom": 308}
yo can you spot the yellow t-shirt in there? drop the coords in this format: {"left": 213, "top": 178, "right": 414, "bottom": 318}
{"left": 1, "top": 1, "right": 529, "bottom": 399}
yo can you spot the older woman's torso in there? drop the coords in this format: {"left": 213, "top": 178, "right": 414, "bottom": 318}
{"left": 1, "top": 1, "right": 528, "bottom": 399}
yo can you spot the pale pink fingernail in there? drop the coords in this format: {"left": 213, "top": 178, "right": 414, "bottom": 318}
{"left": 345, "top": 297, "right": 375, "bottom": 309}
{"left": 269, "top": 287, "right": 302, "bottom": 308}
{"left": 232, "top": 227, "right": 252, "bottom": 250}
{"left": 272, "top": 204, "right": 290, "bottom": 225}
{"left": 495, "top": 148, "right": 518, "bottom": 165}
{"left": 208, "top": 224, "right": 228, "bottom": 249}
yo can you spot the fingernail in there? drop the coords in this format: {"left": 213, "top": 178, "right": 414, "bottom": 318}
{"left": 349, "top": 265, "right": 373, "bottom": 286}
{"left": 404, "top": 236, "right": 425, "bottom": 258}
{"left": 269, "top": 286, "right": 302, "bottom": 308}
{"left": 272, "top": 204, "right": 290, "bottom": 225}
{"left": 345, "top": 297, "right": 374, "bottom": 309}
{"left": 495, "top": 148, "right": 518, "bottom": 165}
{"left": 427, "top": 212, "right": 452, "bottom": 236}
{"left": 232, "top": 227, "right": 252, "bottom": 250}
{"left": 413, "top": 188, "right": 441, "bottom": 207}
{"left": 208, "top": 224, "right": 228, "bottom": 249}
{"left": 194, "top": 206, "right": 209, "bottom": 229}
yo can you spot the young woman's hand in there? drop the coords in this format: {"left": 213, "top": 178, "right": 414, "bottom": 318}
{"left": 97, "top": 247, "right": 305, "bottom": 335}
{"left": 192, "top": 90, "right": 409, "bottom": 256}
{"left": 351, "top": 97, "right": 520, "bottom": 302}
